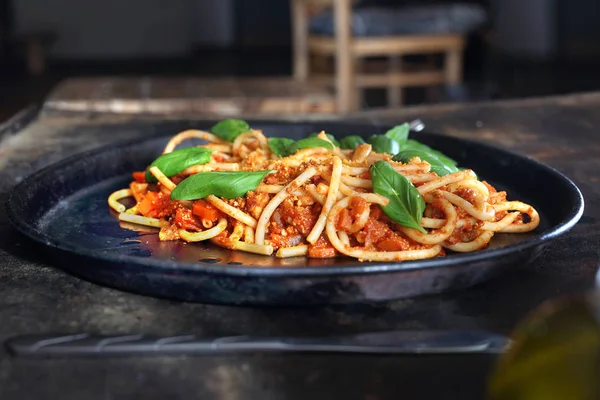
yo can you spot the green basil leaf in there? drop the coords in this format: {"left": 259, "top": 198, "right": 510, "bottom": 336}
{"left": 402, "top": 139, "right": 458, "bottom": 166}
{"left": 368, "top": 135, "right": 400, "bottom": 155}
{"left": 294, "top": 137, "right": 334, "bottom": 151}
{"left": 268, "top": 137, "right": 297, "bottom": 157}
{"left": 385, "top": 123, "right": 410, "bottom": 143}
{"left": 171, "top": 170, "right": 274, "bottom": 200}
{"left": 145, "top": 147, "right": 213, "bottom": 183}
{"left": 210, "top": 119, "right": 250, "bottom": 142}
{"left": 339, "top": 135, "right": 366, "bottom": 149}
{"left": 393, "top": 149, "right": 459, "bottom": 177}
{"left": 268, "top": 137, "right": 333, "bottom": 158}
{"left": 308, "top": 132, "right": 340, "bottom": 147}
{"left": 370, "top": 160, "right": 426, "bottom": 233}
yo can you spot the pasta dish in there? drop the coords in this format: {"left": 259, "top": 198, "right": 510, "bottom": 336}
{"left": 108, "top": 120, "right": 539, "bottom": 262}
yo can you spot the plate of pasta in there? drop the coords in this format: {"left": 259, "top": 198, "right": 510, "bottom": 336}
{"left": 6, "top": 120, "right": 583, "bottom": 305}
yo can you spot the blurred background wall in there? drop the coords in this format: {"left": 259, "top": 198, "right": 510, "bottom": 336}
{"left": 2, "top": 0, "right": 600, "bottom": 118}
{"left": 9, "top": 0, "right": 600, "bottom": 60}
{"left": 13, "top": 0, "right": 192, "bottom": 58}
{"left": 10, "top": 0, "right": 293, "bottom": 59}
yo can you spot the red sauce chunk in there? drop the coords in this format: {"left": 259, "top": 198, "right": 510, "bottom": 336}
{"left": 278, "top": 198, "right": 319, "bottom": 236}
{"left": 494, "top": 210, "right": 508, "bottom": 222}
{"left": 349, "top": 196, "right": 369, "bottom": 219}
{"left": 264, "top": 162, "right": 297, "bottom": 185}
{"left": 454, "top": 188, "right": 479, "bottom": 205}
{"left": 445, "top": 219, "right": 484, "bottom": 244}
{"left": 308, "top": 234, "right": 337, "bottom": 258}
{"left": 132, "top": 171, "right": 146, "bottom": 183}
{"left": 137, "top": 191, "right": 174, "bottom": 218}
{"left": 369, "top": 204, "right": 384, "bottom": 220}
{"left": 269, "top": 225, "right": 303, "bottom": 249}
{"left": 336, "top": 196, "right": 370, "bottom": 231}
{"left": 362, "top": 219, "right": 390, "bottom": 249}
{"left": 246, "top": 191, "right": 271, "bottom": 220}
{"left": 192, "top": 200, "right": 221, "bottom": 223}
{"left": 336, "top": 209, "right": 353, "bottom": 231}
{"left": 376, "top": 233, "right": 412, "bottom": 251}
{"left": 481, "top": 181, "right": 497, "bottom": 194}
{"left": 175, "top": 208, "right": 203, "bottom": 231}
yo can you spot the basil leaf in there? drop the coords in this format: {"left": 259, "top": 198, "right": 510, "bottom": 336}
{"left": 268, "top": 137, "right": 333, "bottom": 158}
{"left": 268, "top": 137, "right": 297, "bottom": 157}
{"left": 339, "top": 135, "right": 366, "bottom": 149}
{"left": 294, "top": 137, "right": 334, "bottom": 151}
{"left": 308, "top": 131, "right": 340, "bottom": 147}
{"left": 145, "top": 147, "right": 213, "bottom": 183}
{"left": 385, "top": 123, "right": 410, "bottom": 143}
{"left": 370, "top": 161, "right": 426, "bottom": 233}
{"left": 210, "top": 119, "right": 250, "bottom": 142}
{"left": 393, "top": 149, "right": 459, "bottom": 177}
{"left": 368, "top": 135, "right": 400, "bottom": 155}
{"left": 402, "top": 139, "right": 458, "bottom": 166}
{"left": 171, "top": 170, "right": 274, "bottom": 200}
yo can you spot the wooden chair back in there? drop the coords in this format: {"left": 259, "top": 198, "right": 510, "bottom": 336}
{"left": 292, "top": 0, "right": 466, "bottom": 113}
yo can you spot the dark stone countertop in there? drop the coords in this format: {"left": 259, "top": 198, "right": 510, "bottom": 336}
{"left": 1, "top": 93, "right": 599, "bottom": 399}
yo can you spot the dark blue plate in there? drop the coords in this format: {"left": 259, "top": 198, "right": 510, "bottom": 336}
{"left": 5, "top": 122, "right": 584, "bottom": 305}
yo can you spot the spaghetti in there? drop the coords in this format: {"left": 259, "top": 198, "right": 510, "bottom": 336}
{"left": 108, "top": 122, "right": 540, "bottom": 262}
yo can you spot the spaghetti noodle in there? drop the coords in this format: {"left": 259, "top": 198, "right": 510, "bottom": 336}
{"left": 109, "top": 122, "right": 540, "bottom": 262}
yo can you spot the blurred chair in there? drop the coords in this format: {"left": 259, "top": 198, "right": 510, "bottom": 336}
{"left": 291, "top": 0, "right": 486, "bottom": 113}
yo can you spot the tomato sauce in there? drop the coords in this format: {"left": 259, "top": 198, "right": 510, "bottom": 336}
{"left": 192, "top": 200, "right": 222, "bottom": 223}
{"left": 137, "top": 191, "right": 174, "bottom": 218}
{"left": 454, "top": 188, "right": 480, "bottom": 205}
{"left": 269, "top": 225, "right": 304, "bottom": 249}
{"left": 246, "top": 191, "right": 271, "bottom": 220}
{"left": 278, "top": 198, "right": 319, "bottom": 236}
{"left": 133, "top": 159, "right": 506, "bottom": 258}
{"left": 445, "top": 219, "right": 484, "bottom": 244}
{"left": 175, "top": 208, "right": 203, "bottom": 231}
{"left": 336, "top": 209, "right": 353, "bottom": 231}
{"left": 132, "top": 171, "right": 146, "bottom": 183}
{"left": 308, "top": 234, "right": 337, "bottom": 258}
